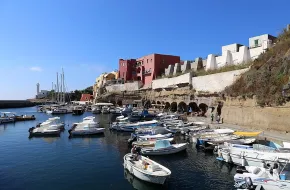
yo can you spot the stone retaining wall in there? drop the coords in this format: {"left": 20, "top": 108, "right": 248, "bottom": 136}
{"left": 221, "top": 98, "right": 290, "bottom": 132}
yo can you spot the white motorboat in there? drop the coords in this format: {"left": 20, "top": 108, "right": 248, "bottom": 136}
{"left": 217, "top": 143, "right": 290, "bottom": 167}
{"left": 284, "top": 142, "right": 290, "bottom": 148}
{"left": 115, "top": 107, "right": 122, "bottom": 115}
{"left": 92, "top": 106, "right": 101, "bottom": 114}
{"left": 51, "top": 108, "right": 68, "bottom": 114}
{"left": 45, "top": 117, "right": 65, "bottom": 130}
{"left": 116, "top": 115, "right": 129, "bottom": 121}
{"left": 141, "top": 140, "right": 187, "bottom": 156}
{"left": 159, "top": 114, "right": 179, "bottom": 121}
{"left": 118, "top": 120, "right": 159, "bottom": 132}
{"left": 123, "top": 153, "right": 171, "bottom": 184}
{"left": 28, "top": 117, "right": 64, "bottom": 137}
{"left": 0, "top": 112, "right": 16, "bottom": 124}
{"left": 190, "top": 129, "right": 235, "bottom": 143}
{"left": 234, "top": 161, "right": 290, "bottom": 190}
{"left": 101, "top": 106, "right": 110, "bottom": 114}
{"left": 68, "top": 118, "right": 104, "bottom": 136}
{"left": 109, "top": 107, "right": 116, "bottom": 114}
{"left": 138, "top": 133, "right": 173, "bottom": 141}
{"left": 72, "top": 106, "right": 84, "bottom": 115}
{"left": 132, "top": 138, "right": 174, "bottom": 148}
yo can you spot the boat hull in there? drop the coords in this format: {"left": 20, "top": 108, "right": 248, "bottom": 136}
{"left": 123, "top": 154, "right": 170, "bottom": 185}
{"left": 29, "top": 130, "right": 61, "bottom": 137}
{"left": 15, "top": 116, "right": 36, "bottom": 121}
{"left": 141, "top": 144, "right": 187, "bottom": 156}
{"left": 72, "top": 110, "right": 84, "bottom": 115}
{"left": 70, "top": 128, "right": 105, "bottom": 136}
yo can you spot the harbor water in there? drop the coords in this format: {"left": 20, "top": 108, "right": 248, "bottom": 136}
{"left": 0, "top": 107, "right": 236, "bottom": 190}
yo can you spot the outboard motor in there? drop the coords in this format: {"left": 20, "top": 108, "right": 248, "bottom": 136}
{"left": 236, "top": 166, "right": 248, "bottom": 174}
{"left": 28, "top": 127, "right": 35, "bottom": 133}
{"left": 128, "top": 135, "right": 137, "bottom": 145}
{"left": 245, "top": 177, "right": 254, "bottom": 189}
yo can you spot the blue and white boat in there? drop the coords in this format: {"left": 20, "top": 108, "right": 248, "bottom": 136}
{"left": 234, "top": 160, "right": 290, "bottom": 190}
{"left": 141, "top": 139, "right": 187, "bottom": 156}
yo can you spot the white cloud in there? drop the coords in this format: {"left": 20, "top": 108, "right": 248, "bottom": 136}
{"left": 30, "top": 66, "right": 43, "bottom": 72}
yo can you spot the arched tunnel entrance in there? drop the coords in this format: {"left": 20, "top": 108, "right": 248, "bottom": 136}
{"left": 188, "top": 102, "right": 200, "bottom": 113}
{"left": 199, "top": 103, "right": 208, "bottom": 116}
{"left": 177, "top": 102, "right": 187, "bottom": 113}
{"left": 170, "top": 102, "right": 177, "bottom": 112}
{"left": 165, "top": 102, "right": 170, "bottom": 110}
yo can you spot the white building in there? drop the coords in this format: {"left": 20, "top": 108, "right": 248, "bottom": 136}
{"left": 205, "top": 34, "right": 276, "bottom": 70}
{"left": 35, "top": 83, "right": 49, "bottom": 99}
{"left": 36, "top": 90, "right": 48, "bottom": 99}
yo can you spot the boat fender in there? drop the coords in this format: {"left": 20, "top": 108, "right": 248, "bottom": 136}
{"left": 241, "top": 158, "right": 246, "bottom": 166}
{"left": 217, "top": 150, "right": 222, "bottom": 158}
{"left": 225, "top": 152, "right": 231, "bottom": 163}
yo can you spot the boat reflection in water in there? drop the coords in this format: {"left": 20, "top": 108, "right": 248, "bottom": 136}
{"left": 28, "top": 136, "right": 60, "bottom": 144}
{"left": 124, "top": 169, "right": 168, "bottom": 190}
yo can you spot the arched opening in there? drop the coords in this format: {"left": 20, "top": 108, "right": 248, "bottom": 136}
{"left": 137, "top": 67, "right": 141, "bottom": 74}
{"left": 157, "top": 101, "right": 161, "bottom": 105}
{"left": 177, "top": 102, "right": 187, "bottom": 113}
{"left": 117, "top": 100, "right": 122, "bottom": 106}
{"left": 188, "top": 102, "right": 200, "bottom": 113}
{"left": 170, "top": 102, "right": 177, "bottom": 112}
{"left": 165, "top": 102, "right": 170, "bottom": 109}
{"left": 110, "top": 100, "right": 116, "bottom": 105}
{"left": 199, "top": 103, "right": 208, "bottom": 115}
{"left": 137, "top": 76, "right": 141, "bottom": 81}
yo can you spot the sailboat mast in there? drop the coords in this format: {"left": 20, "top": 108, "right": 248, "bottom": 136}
{"left": 62, "top": 68, "right": 65, "bottom": 103}
{"left": 60, "top": 73, "right": 63, "bottom": 103}
{"left": 57, "top": 72, "right": 59, "bottom": 103}
{"left": 51, "top": 82, "right": 54, "bottom": 102}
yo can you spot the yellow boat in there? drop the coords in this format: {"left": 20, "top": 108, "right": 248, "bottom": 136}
{"left": 233, "top": 131, "right": 262, "bottom": 137}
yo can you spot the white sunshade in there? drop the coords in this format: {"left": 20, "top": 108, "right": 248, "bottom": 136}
{"left": 94, "top": 103, "right": 113, "bottom": 106}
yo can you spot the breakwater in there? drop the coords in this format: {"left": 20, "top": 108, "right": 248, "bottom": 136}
{"left": 0, "top": 100, "right": 35, "bottom": 109}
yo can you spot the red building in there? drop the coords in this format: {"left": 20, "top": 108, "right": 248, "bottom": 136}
{"left": 118, "top": 54, "right": 180, "bottom": 86}
{"left": 80, "top": 94, "right": 93, "bottom": 102}
{"left": 118, "top": 59, "right": 136, "bottom": 81}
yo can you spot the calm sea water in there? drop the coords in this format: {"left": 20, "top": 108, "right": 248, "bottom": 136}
{"left": 0, "top": 107, "right": 236, "bottom": 190}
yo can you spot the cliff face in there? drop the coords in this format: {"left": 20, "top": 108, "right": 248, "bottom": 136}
{"left": 224, "top": 29, "right": 290, "bottom": 106}
{"left": 221, "top": 97, "right": 290, "bottom": 132}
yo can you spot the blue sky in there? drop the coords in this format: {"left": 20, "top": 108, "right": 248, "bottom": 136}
{"left": 0, "top": 0, "right": 289, "bottom": 100}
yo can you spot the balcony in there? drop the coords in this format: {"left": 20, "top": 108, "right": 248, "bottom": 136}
{"left": 142, "top": 69, "right": 152, "bottom": 75}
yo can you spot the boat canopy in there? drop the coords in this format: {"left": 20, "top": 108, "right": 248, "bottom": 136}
{"left": 1, "top": 112, "right": 16, "bottom": 114}
{"left": 233, "top": 131, "right": 262, "bottom": 137}
{"left": 154, "top": 140, "right": 171, "bottom": 150}
{"left": 48, "top": 117, "right": 60, "bottom": 120}
{"left": 95, "top": 103, "right": 113, "bottom": 106}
